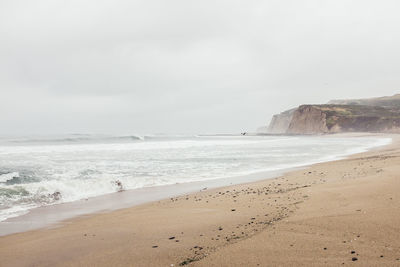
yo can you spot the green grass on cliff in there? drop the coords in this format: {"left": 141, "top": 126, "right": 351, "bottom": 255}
{"left": 311, "top": 104, "right": 400, "bottom": 118}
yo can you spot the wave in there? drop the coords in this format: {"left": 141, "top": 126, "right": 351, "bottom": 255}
{"left": 112, "top": 135, "right": 144, "bottom": 141}
{"left": 7, "top": 135, "right": 146, "bottom": 144}
{"left": 0, "top": 172, "right": 19, "bottom": 183}
{"left": 2, "top": 134, "right": 246, "bottom": 146}
{"left": 3, "top": 134, "right": 208, "bottom": 145}
{"left": 0, "top": 135, "right": 391, "bottom": 222}
{"left": 0, "top": 171, "right": 40, "bottom": 185}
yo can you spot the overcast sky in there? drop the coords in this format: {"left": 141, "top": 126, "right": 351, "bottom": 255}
{"left": 1, "top": 0, "right": 399, "bottom": 135}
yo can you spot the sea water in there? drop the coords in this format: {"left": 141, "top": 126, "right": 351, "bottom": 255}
{"left": 0, "top": 134, "right": 391, "bottom": 221}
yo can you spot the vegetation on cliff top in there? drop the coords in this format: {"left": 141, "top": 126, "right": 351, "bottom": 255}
{"left": 297, "top": 104, "right": 400, "bottom": 132}
{"left": 266, "top": 94, "right": 400, "bottom": 134}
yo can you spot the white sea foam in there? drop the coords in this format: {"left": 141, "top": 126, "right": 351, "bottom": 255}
{"left": 0, "top": 134, "right": 392, "bottom": 221}
{"left": 0, "top": 172, "right": 19, "bottom": 183}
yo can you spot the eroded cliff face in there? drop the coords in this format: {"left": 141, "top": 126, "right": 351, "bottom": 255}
{"left": 266, "top": 109, "right": 295, "bottom": 134}
{"left": 264, "top": 101, "right": 400, "bottom": 135}
{"left": 286, "top": 106, "right": 329, "bottom": 134}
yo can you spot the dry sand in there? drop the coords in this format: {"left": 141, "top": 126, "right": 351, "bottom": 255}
{"left": 1, "top": 135, "right": 399, "bottom": 266}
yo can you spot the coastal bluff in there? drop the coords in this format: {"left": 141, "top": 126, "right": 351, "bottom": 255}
{"left": 263, "top": 94, "right": 400, "bottom": 134}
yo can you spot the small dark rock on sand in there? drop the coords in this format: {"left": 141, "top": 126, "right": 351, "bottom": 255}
{"left": 169, "top": 236, "right": 175, "bottom": 240}
{"left": 352, "top": 257, "right": 358, "bottom": 261}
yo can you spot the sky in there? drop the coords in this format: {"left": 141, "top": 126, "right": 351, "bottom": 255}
{"left": 1, "top": 0, "right": 399, "bottom": 135}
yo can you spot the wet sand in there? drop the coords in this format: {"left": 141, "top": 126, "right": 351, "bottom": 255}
{"left": 0, "top": 135, "right": 399, "bottom": 266}
{"left": 0, "top": 169, "right": 287, "bottom": 237}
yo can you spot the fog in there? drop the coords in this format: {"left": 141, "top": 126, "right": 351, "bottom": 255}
{"left": 1, "top": 0, "right": 399, "bottom": 134}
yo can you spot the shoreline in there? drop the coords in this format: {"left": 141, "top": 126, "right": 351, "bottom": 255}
{"left": 1, "top": 133, "right": 399, "bottom": 266}
{"left": 0, "top": 134, "right": 390, "bottom": 236}
{"left": 0, "top": 169, "right": 288, "bottom": 236}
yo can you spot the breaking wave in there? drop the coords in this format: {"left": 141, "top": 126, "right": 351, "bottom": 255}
{"left": 0, "top": 134, "right": 392, "bottom": 221}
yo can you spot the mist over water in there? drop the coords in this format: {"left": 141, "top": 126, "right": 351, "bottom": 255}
{"left": 0, "top": 134, "right": 391, "bottom": 221}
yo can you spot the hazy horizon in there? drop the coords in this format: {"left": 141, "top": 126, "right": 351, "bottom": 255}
{"left": 1, "top": 0, "right": 400, "bottom": 135}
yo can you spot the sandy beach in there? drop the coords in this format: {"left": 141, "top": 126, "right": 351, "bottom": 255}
{"left": 3, "top": 1, "right": 400, "bottom": 265}
{"left": 0, "top": 135, "right": 399, "bottom": 266}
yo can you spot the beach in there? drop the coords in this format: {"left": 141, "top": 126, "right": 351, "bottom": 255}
{"left": 0, "top": 134, "right": 399, "bottom": 266}
{"left": 2, "top": 1, "right": 400, "bottom": 266}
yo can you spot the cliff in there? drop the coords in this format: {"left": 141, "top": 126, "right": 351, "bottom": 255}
{"left": 328, "top": 94, "right": 400, "bottom": 107}
{"left": 286, "top": 106, "right": 328, "bottom": 134}
{"left": 287, "top": 104, "right": 400, "bottom": 134}
{"left": 264, "top": 108, "right": 296, "bottom": 134}
{"left": 265, "top": 94, "right": 400, "bottom": 134}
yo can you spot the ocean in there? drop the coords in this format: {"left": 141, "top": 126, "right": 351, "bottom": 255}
{"left": 0, "top": 134, "right": 391, "bottom": 222}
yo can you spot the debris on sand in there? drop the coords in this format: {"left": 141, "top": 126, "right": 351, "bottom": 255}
{"left": 113, "top": 180, "right": 124, "bottom": 192}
